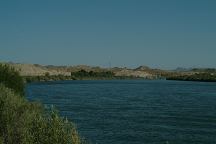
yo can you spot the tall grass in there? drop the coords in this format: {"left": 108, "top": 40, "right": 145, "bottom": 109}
{"left": 0, "top": 64, "right": 84, "bottom": 144}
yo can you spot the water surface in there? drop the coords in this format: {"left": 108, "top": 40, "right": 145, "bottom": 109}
{"left": 26, "top": 80, "right": 216, "bottom": 144}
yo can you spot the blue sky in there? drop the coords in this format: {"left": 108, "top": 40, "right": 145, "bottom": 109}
{"left": 0, "top": 0, "right": 216, "bottom": 69}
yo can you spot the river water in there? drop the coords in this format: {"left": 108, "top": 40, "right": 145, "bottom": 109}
{"left": 26, "top": 80, "right": 216, "bottom": 144}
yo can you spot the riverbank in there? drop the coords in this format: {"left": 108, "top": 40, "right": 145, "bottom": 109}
{"left": 23, "top": 69, "right": 157, "bottom": 83}
{"left": 0, "top": 64, "right": 84, "bottom": 144}
{"left": 166, "top": 72, "right": 216, "bottom": 82}
{"left": 4, "top": 62, "right": 216, "bottom": 83}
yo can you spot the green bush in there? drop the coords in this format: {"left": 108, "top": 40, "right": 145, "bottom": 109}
{"left": 0, "top": 64, "right": 84, "bottom": 144}
{"left": 0, "top": 85, "right": 82, "bottom": 144}
{"left": 167, "top": 72, "right": 216, "bottom": 82}
{"left": 71, "top": 69, "right": 115, "bottom": 79}
{"left": 0, "top": 64, "right": 24, "bottom": 96}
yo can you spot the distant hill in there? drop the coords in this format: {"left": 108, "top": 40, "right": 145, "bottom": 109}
{"left": 3, "top": 62, "right": 158, "bottom": 78}
{"left": 174, "top": 67, "right": 193, "bottom": 72}
{"left": 2, "top": 62, "right": 215, "bottom": 81}
{"left": 134, "top": 66, "right": 150, "bottom": 71}
{"left": 7, "top": 63, "right": 71, "bottom": 76}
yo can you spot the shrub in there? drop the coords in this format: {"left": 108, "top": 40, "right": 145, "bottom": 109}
{"left": 0, "top": 64, "right": 84, "bottom": 144}
{"left": 0, "top": 64, "right": 24, "bottom": 96}
{"left": 0, "top": 85, "right": 82, "bottom": 144}
{"left": 71, "top": 69, "right": 115, "bottom": 79}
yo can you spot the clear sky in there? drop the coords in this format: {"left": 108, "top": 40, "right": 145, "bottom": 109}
{"left": 0, "top": 0, "right": 216, "bottom": 69}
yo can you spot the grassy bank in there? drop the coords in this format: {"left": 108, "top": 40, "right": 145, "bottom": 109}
{"left": 0, "top": 64, "right": 84, "bottom": 144}
{"left": 166, "top": 72, "right": 216, "bottom": 82}
{"left": 24, "top": 75, "right": 75, "bottom": 83}
{"left": 23, "top": 69, "right": 147, "bottom": 82}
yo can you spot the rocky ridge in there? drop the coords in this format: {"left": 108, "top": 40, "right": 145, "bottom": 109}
{"left": 5, "top": 63, "right": 159, "bottom": 78}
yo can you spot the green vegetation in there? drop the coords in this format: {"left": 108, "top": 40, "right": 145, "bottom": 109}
{"left": 71, "top": 70, "right": 115, "bottom": 79}
{"left": 24, "top": 75, "right": 75, "bottom": 83}
{"left": 191, "top": 68, "right": 216, "bottom": 73}
{"left": 24, "top": 70, "right": 140, "bottom": 82}
{"left": 0, "top": 64, "right": 25, "bottom": 95}
{"left": 24, "top": 69, "right": 152, "bottom": 82}
{"left": 70, "top": 69, "right": 147, "bottom": 80}
{"left": 167, "top": 72, "right": 216, "bottom": 82}
{"left": 0, "top": 64, "right": 84, "bottom": 144}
